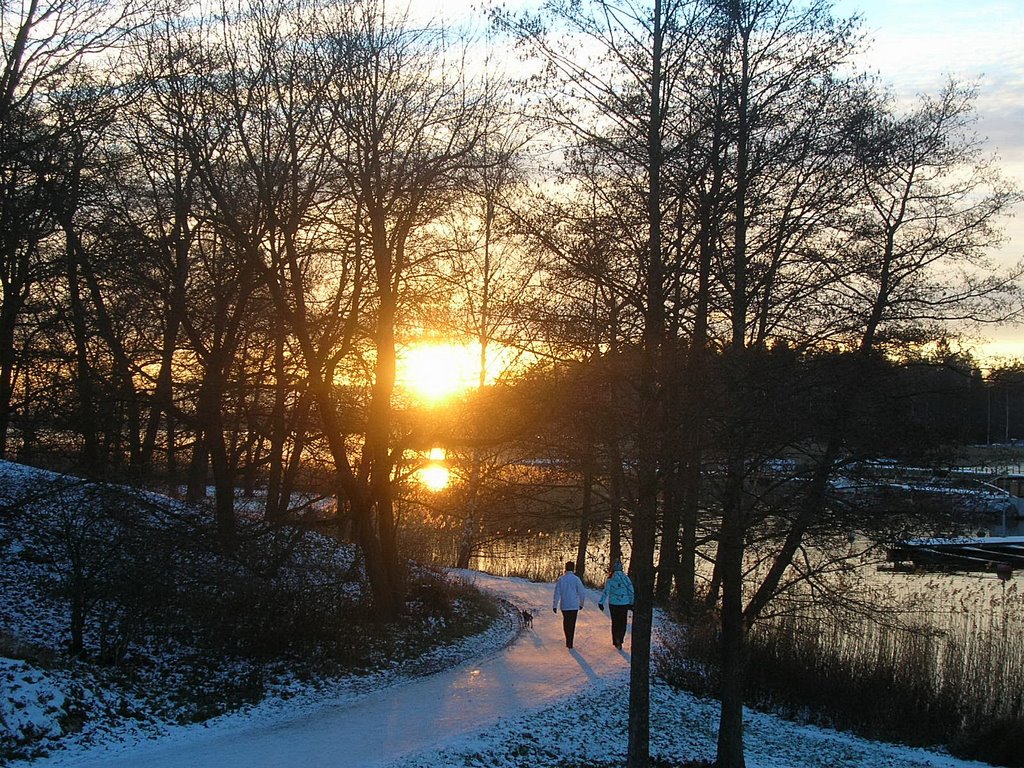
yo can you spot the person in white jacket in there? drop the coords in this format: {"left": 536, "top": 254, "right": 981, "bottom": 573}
{"left": 552, "top": 561, "right": 586, "bottom": 649}
{"left": 597, "top": 560, "right": 634, "bottom": 649}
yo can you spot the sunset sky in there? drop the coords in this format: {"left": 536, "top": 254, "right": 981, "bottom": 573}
{"left": 412, "top": 0, "right": 1024, "bottom": 362}
{"left": 833, "top": 0, "right": 1024, "bottom": 361}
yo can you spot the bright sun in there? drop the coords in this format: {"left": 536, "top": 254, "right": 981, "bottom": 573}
{"left": 397, "top": 342, "right": 481, "bottom": 403}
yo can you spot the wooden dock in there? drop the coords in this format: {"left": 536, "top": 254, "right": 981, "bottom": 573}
{"left": 887, "top": 536, "right": 1024, "bottom": 575}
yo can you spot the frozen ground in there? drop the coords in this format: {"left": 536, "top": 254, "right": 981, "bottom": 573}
{"left": 10, "top": 572, "right": 994, "bottom": 768}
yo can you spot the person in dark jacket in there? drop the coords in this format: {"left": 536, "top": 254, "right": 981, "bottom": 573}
{"left": 598, "top": 560, "right": 634, "bottom": 649}
{"left": 552, "top": 561, "right": 586, "bottom": 649}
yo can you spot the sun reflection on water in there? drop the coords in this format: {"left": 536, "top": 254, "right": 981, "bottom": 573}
{"left": 417, "top": 447, "right": 450, "bottom": 492}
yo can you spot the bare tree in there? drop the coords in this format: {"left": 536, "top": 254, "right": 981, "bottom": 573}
{"left": 840, "top": 79, "right": 1024, "bottom": 353}
{"left": 163, "top": 0, "right": 503, "bottom": 614}
{"left": 0, "top": 101, "right": 60, "bottom": 457}
{"left": 495, "top": 0, "right": 713, "bottom": 762}
{"left": 0, "top": 0, "right": 155, "bottom": 458}
{"left": 308, "top": 1, "right": 502, "bottom": 616}
{"left": 417, "top": 99, "right": 540, "bottom": 570}
{"left": 689, "top": 6, "right": 1022, "bottom": 768}
{"left": 702, "top": 1, "right": 864, "bottom": 763}
{"left": 116, "top": 28, "right": 204, "bottom": 484}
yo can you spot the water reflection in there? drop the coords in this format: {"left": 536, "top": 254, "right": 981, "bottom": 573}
{"left": 415, "top": 448, "right": 450, "bottom": 492}
{"left": 470, "top": 526, "right": 1022, "bottom": 627}
{"left": 471, "top": 532, "right": 605, "bottom": 584}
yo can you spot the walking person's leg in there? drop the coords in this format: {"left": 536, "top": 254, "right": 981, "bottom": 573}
{"left": 610, "top": 604, "right": 627, "bottom": 647}
{"left": 562, "top": 609, "right": 578, "bottom": 648}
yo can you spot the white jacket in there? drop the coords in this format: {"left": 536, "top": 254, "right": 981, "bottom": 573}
{"left": 599, "top": 570, "right": 634, "bottom": 607}
{"left": 553, "top": 571, "right": 586, "bottom": 612}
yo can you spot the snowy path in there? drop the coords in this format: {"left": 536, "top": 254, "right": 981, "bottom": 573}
{"left": 29, "top": 572, "right": 628, "bottom": 768}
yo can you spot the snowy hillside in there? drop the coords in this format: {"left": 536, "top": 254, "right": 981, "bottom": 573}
{"left": 1, "top": 461, "right": 1000, "bottom": 768}
{"left": 0, "top": 461, "right": 507, "bottom": 762}
{"left": 6, "top": 570, "right": 995, "bottom": 768}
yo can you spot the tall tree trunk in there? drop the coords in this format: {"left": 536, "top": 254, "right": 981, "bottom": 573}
{"left": 196, "top": 373, "right": 236, "bottom": 550}
{"left": 166, "top": 412, "right": 178, "bottom": 497}
{"left": 608, "top": 443, "right": 624, "bottom": 563}
{"left": 715, "top": 11, "right": 753, "bottom": 764}
{"left": 209, "top": 429, "right": 236, "bottom": 550}
{"left": 140, "top": 241, "right": 189, "bottom": 475}
{"left": 69, "top": 221, "right": 142, "bottom": 472}
{"left": 269, "top": 264, "right": 402, "bottom": 619}
{"left": 362, "top": 222, "right": 402, "bottom": 618}
{"left": 656, "top": 462, "right": 680, "bottom": 600}
{"left": 604, "top": 336, "right": 625, "bottom": 567}
{"left": 186, "top": 437, "right": 208, "bottom": 502}
{"left": 676, "top": 128, "right": 718, "bottom": 612}
{"left": 575, "top": 461, "right": 593, "bottom": 580}
{"left": 628, "top": 465, "right": 658, "bottom": 768}
{"left": 717, "top": 476, "right": 747, "bottom": 768}
{"left": 457, "top": 193, "right": 495, "bottom": 571}
{"left": 0, "top": 296, "right": 23, "bottom": 460}
{"left": 676, "top": 442, "right": 700, "bottom": 613}
{"left": 675, "top": 348, "right": 708, "bottom": 614}
{"left": 628, "top": 0, "right": 664, "bottom": 763}
{"left": 65, "top": 240, "right": 103, "bottom": 475}
{"left": 266, "top": 324, "right": 287, "bottom": 521}
{"left": 456, "top": 449, "right": 482, "bottom": 570}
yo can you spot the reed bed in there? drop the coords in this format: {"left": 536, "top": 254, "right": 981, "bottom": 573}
{"left": 662, "top": 573, "right": 1024, "bottom": 767}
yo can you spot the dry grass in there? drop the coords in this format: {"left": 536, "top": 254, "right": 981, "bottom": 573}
{"left": 660, "top": 574, "right": 1024, "bottom": 767}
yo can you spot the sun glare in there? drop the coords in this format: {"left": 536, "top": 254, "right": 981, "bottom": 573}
{"left": 397, "top": 342, "right": 481, "bottom": 403}
{"left": 978, "top": 339, "right": 1024, "bottom": 366}
{"left": 417, "top": 447, "right": 450, "bottom": 492}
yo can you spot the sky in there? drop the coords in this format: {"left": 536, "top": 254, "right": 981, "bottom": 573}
{"left": 831, "top": 0, "right": 1024, "bottom": 361}
{"left": 406, "top": 0, "right": 1024, "bottom": 363}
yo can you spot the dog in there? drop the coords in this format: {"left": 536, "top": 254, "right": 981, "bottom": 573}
{"left": 521, "top": 609, "right": 533, "bottom": 629}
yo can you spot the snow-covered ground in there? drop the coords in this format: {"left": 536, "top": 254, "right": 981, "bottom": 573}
{"left": 10, "top": 572, "right": 995, "bottom": 768}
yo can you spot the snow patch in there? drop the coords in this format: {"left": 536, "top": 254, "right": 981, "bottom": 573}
{"left": 0, "top": 660, "right": 68, "bottom": 748}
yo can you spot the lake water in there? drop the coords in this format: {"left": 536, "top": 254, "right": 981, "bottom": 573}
{"left": 468, "top": 522, "right": 1024, "bottom": 633}
{"left": 469, "top": 521, "right": 1023, "bottom": 716}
